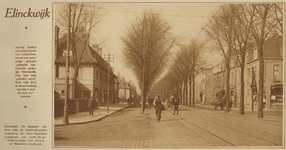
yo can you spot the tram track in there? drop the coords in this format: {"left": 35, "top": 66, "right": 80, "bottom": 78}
{"left": 190, "top": 114, "right": 282, "bottom": 146}
{"left": 166, "top": 111, "right": 236, "bottom": 146}
{"left": 166, "top": 109, "right": 282, "bottom": 146}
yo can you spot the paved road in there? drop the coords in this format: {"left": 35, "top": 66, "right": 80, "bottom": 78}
{"left": 54, "top": 104, "right": 283, "bottom": 148}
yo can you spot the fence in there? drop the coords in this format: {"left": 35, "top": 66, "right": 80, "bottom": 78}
{"left": 54, "top": 99, "right": 98, "bottom": 118}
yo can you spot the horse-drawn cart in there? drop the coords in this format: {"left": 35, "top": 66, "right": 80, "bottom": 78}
{"left": 212, "top": 90, "right": 232, "bottom": 111}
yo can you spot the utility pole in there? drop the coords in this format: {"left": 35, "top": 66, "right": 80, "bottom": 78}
{"left": 63, "top": 3, "right": 71, "bottom": 125}
{"left": 104, "top": 53, "right": 114, "bottom": 114}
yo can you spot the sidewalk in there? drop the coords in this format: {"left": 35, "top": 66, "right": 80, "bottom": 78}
{"left": 193, "top": 103, "right": 283, "bottom": 115}
{"left": 54, "top": 104, "right": 129, "bottom": 126}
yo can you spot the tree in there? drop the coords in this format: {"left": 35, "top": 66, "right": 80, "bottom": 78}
{"left": 273, "top": 4, "right": 283, "bottom": 34}
{"left": 205, "top": 4, "right": 235, "bottom": 112}
{"left": 249, "top": 4, "right": 277, "bottom": 118}
{"left": 121, "top": 9, "right": 176, "bottom": 114}
{"left": 56, "top": 4, "right": 105, "bottom": 98}
{"left": 229, "top": 4, "right": 255, "bottom": 115}
{"left": 177, "top": 39, "right": 205, "bottom": 106}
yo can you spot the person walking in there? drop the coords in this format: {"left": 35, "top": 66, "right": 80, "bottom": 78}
{"left": 173, "top": 98, "right": 179, "bottom": 115}
{"left": 169, "top": 95, "right": 174, "bottom": 111}
{"left": 148, "top": 96, "right": 153, "bottom": 109}
{"left": 154, "top": 94, "right": 162, "bottom": 122}
{"left": 88, "top": 97, "right": 95, "bottom": 115}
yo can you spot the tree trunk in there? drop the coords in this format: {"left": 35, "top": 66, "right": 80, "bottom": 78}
{"left": 192, "top": 69, "right": 195, "bottom": 107}
{"left": 72, "top": 70, "right": 78, "bottom": 99}
{"left": 183, "top": 81, "right": 185, "bottom": 105}
{"left": 225, "top": 62, "right": 230, "bottom": 113}
{"left": 239, "top": 63, "right": 245, "bottom": 115}
{"left": 188, "top": 75, "right": 192, "bottom": 107}
{"left": 141, "top": 71, "right": 145, "bottom": 114}
{"left": 257, "top": 50, "right": 264, "bottom": 118}
{"left": 185, "top": 80, "right": 187, "bottom": 105}
{"left": 257, "top": 10, "right": 266, "bottom": 118}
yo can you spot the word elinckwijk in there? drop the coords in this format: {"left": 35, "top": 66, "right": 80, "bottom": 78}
{"left": 5, "top": 8, "right": 50, "bottom": 19}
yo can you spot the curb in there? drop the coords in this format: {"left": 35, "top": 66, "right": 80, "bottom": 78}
{"left": 54, "top": 106, "right": 130, "bottom": 126}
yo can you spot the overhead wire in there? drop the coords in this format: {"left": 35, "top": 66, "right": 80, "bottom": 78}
{"left": 94, "top": 6, "right": 212, "bottom": 30}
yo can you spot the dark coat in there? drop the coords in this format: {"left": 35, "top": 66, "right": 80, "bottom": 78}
{"left": 154, "top": 97, "right": 162, "bottom": 108}
{"left": 148, "top": 97, "right": 153, "bottom": 104}
{"left": 88, "top": 99, "right": 95, "bottom": 109}
{"left": 173, "top": 99, "right": 179, "bottom": 108}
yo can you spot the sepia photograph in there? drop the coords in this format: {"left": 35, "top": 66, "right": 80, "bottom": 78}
{"left": 53, "top": 2, "right": 284, "bottom": 148}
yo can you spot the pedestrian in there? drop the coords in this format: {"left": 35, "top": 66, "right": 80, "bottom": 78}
{"left": 154, "top": 94, "right": 162, "bottom": 122}
{"left": 173, "top": 98, "right": 179, "bottom": 115}
{"left": 169, "top": 95, "right": 174, "bottom": 111}
{"left": 148, "top": 96, "right": 153, "bottom": 109}
{"left": 88, "top": 97, "right": 95, "bottom": 115}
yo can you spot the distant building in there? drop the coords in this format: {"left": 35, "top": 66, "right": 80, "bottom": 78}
{"left": 198, "top": 67, "right": 215, "bottom": 105}
{"left": 117, "top": 77, "right": 127, "bottom": 103}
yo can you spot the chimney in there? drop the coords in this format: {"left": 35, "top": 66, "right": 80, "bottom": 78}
{"left": 92, "top": 44, "right": 102, "bottom": 56}
{"left": 98, "top": 47, "right": 102, "bottom": 56}
{"left": 55, "top": 25, "right": 60, "bottom": 59}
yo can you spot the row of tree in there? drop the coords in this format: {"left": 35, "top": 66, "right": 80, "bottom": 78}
{"left": 149, "top": 39, "right": 205, "bottom": 107}
{"left": 128, "top": 4, "right": 282, "bottom": 117}
{"left": 56, "top": 4, "right": 282, "bottom": 118}
{"left": 204, "top": 4, "right": 282, "bottom": 117}
{"left": 121, "top": 9, "right": 176, "bottom": 113}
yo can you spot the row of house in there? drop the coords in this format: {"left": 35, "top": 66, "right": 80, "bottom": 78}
{"left": 117, "top": 76, "right": 138, "bottom": 103}
{"left": 54, "top": 26, "right": 137, "bottom": 105}
{"left": 198, "top": 34, "right": 283, "bottom": 110}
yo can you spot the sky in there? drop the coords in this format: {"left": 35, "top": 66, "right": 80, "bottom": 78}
{"left": 56, "top": 3, "right": 222, "bottom": 92}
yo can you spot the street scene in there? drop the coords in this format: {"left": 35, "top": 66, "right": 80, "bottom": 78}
{"left": 54, "top": 104, "right": 282, "bottom": 147}
{"left": 53, "top": 3, "right": 284, "bottom": 148}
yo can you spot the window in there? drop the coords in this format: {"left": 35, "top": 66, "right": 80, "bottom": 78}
{"left": 55, "top": 65, "right": 59, "bottom": 77}
{"left": 253, "top": 49, "right": 258, "bottom": 59}
{"left": 238, "top": 70, "right": 241, "bottom": 85}
{"left": 247, "top": 68, "right": 250, "bottom": 84}
{"left": 78, "top": 67, "right": 83, "bottom": 78}
{"left": 235, "top": 71, "right": 237, "bottom": 85}
{"left": 59, "top": 67, "right": 66, "bottom": 78}
{"left": 61, "top": 90, "right": 65, "bottom": 96}
{"left": 63, "top": 50, "right": 72, "bottom": 56}
{"left": 274, "top": 65, "right": 279, "bottom": 81}
{"left": 96, "top": 70, "right": 99, "bottom": 80}
{"left": 253, "top": 66, "right": 256, "bottom": 77}
{"left": 231, "top": 58, "right": 234, "bottom": 68}
{"left": 231, "top": 72, "right": 234, "bottom": 86}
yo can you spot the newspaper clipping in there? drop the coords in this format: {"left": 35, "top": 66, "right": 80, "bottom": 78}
{"left": 0, "top": 0, "right": 285, "bottom": 150}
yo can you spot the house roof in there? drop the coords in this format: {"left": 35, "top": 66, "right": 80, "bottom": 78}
{"left": 55, "top": 36, "right": 98, "bottom": 64}
{"left": 263, "top": 34, "right": 282, "bottom": 58}
{"left": 117, "top": 77, "right": 127, "bottom": 89}
{"left": 55, "top": 34, "right": 117, "bottom": 78}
